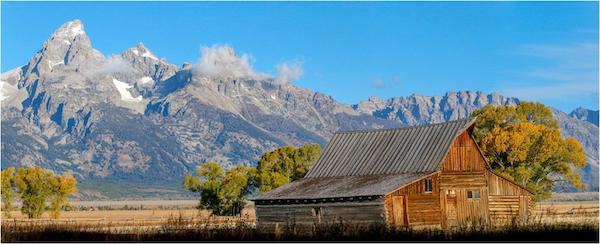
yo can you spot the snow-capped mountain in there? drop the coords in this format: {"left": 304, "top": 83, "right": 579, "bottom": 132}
{"left": 2, "top": 20, "right": 597, "bottom": 198}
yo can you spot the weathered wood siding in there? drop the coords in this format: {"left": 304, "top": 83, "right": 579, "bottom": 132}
{"left": 385, "top": 174, "right": 442, "bottom": 227}
{"left": 439, "top": 172, "right": 489, "bottom": 226}
{"left": 438, "top": 131, "right": 490, "bottom": 226}
{"left": 441, "top": 131, "right": 487, "bottom": 172}
{"left": 256, "top": 201, "right": 386, "bottom": 231}
{"left": 487, "top": 171, "right": 532, "bottom": 196}
{"left": 486, "top": 171, "right": 533, "bottom": 223}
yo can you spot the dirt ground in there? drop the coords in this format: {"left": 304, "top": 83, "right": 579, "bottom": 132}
{"left": 1, "top": 200, "right": 596, "bottom": 227}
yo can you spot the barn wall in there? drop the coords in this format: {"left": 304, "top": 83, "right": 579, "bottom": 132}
{"left": 486, "top": 171, "right": 533, "bottom": 223}
{"left": 441, "top": 131, "right": 487, "bottom": 172}
{"left": 487, "top": 171, "right": 531, "bottom": 196}
{"left": 385, "top": 173, "right": 442, "bottom": 227}
{"left": 438, "top": 131, "right": 489, "bottom": 227}
{"left": 255, "top": 201, "right": 386, "bottom": 232}
{"left": 439, "top": 171, "right": 489, "bottom": 226}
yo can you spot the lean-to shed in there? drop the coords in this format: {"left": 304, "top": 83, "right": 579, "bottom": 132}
{"left": 252, "top": 118, "right": 534, "bottom": 230}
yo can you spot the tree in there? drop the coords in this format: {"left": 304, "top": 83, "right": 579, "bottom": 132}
{"left": 219, "top": 166, "right": 255, "bottom": 216}
{"left": 183, "top": 162, "right": 255, "bottom": 216}
{"left": 1, "top": 167, "right": 17, "bottom": 217}
{"left": 48, "top": 172, "right": 78, "bottom": 218}
{"left": 14, "top": 167, "right": 56, "bottom": 218}
{"left": 472, "top": 102, "right": 587, "bottom": 201}
{"left": 183, "top": 162, "right": 224, "bottom": 214}
{"left": 254, "top": 144, "right": 322, "bottom": 192}
{"left": 8, "top": 167, "right": 78, "bottom": 218}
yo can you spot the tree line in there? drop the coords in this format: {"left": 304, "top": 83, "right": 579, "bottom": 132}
{"left": 1, "top": 166, "right": 78, "bottom": 218}
{"left": 184, "top": 102, "right": 587, "bottom": 215}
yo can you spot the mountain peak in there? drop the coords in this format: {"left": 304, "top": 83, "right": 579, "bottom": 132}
{"left": 570, "top": 107, "right": 599, "bottom": 126}
{"left": 50, "top": 19, "right": 86, "bottom": 43}
{"left": 127, "top": 42, "right": 158, "bottom": 61}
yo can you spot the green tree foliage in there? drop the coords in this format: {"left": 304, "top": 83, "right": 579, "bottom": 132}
{"left": 219, "top": 166, "right": 256, "bottom": 216}
{"left": 255, "top": 144, "right": 322, "bottom": 192}
{"left": 1, "top": 167, "right": 17, "bottom": 217}
{"left": 183, "top": 162, "right": 224, "bottom": 214}
{"left": 182, "top": 144, "right": 322, "bottom": 215}
{"left": 472, "top": 102, "right": 587, "bottom": 201}
{"left": 183, "top": 162, "right": 255, "bottom": 216}
{"left": 1, "top": 166, "right": 78, "bottom": 219}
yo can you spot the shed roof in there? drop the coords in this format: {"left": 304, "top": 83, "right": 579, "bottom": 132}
{"left": 305, "top": 118, "right": 476, "bottom": 178}
{"left": 252, "top": 172, "right": 434, "bottom": 200}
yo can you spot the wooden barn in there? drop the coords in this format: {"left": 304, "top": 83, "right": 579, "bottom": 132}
{"left": 252, "top": 118, "right": 534, "bottom": 230}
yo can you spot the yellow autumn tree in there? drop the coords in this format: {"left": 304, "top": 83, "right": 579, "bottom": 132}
{"left": 472, "top": 102, "right": 587, "bottom": 201}
{"left": 3, "top": 166, "right": 78, "bottom": 218}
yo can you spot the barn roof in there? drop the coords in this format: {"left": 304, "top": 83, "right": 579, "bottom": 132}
{"left": 252, "top": 172, "right": 434, "bottom": 200}
{"left": 305, "top": 118, "right": 476, "bottom": 178}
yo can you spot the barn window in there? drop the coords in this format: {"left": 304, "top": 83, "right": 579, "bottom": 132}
{"left": 424, "top": 178, "right": 433, "bottom": 193}
{"left": 313, "top": 207, "right": 322, "bottom": 224}
{"left": 467, "top": 190, "right": 480, "bottom": 199}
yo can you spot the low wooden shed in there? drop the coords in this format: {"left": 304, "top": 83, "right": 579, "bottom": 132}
{"left": 252, "top": 118, "right": 534, "bottom": 230}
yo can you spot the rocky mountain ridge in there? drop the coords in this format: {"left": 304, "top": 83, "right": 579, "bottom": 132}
{"left": 570, "top": 107, "right": 599, "bottom": 127}
{"left": 2, "top": 20, "right": 597, "bottom": 198}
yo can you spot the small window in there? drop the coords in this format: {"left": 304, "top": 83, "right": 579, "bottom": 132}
{"left": 467, "top": 190, "right": 481, "bottom": 199}
{"left": 424, "top": 178, "right": 433, "bottom": 193}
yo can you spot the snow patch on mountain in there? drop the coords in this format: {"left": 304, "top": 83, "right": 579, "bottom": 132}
{"left": 52, "top": 19, "right": 86, "bottom": 40}
{"left": 112, "top": 78, "right": 142, "bottom": 102}
{"left": 139, "top": 76, "right": 153, "bottom": 84}
{"left": 0, "top": 81, "right": 16, "bottom": 101}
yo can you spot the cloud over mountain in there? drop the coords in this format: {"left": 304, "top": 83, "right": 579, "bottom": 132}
{"left": 275, "top": 60, "right": 303, "bottom": 84}
{"left": 193, "top": 45, "right": 265, "bottom": 80}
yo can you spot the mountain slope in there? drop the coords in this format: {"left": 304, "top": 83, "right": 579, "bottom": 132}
{"left": 2, "top": 20, "right": 598, "bottom": 198}
{"left": 570, "top": 107, "right": 599, "bottom": 126}
{"left": 1, "top": 20, "right": 400, "bottom": 198}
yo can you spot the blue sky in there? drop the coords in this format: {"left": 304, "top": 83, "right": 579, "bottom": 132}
{"left": 2, "top": 2, "right": 598, "bottom": 112}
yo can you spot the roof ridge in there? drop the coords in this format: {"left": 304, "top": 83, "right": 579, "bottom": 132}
{"left": 335, "top": 117, "right": 476, "bottom": 135}
{"left": 304, "top": 171, "right": 435, "bottom": 179}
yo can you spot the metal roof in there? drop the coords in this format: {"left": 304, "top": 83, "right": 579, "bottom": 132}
{"left": 252, "top": 172, "right": 434, "bottom": 200}
{"left": 305, "top": 118, "right": 477, "bottom": 178}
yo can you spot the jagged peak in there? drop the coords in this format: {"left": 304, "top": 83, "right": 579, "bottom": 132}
{"left": 367, "top": 95, "right": 381, "bottom": 102}
{"left": 126, "top": 42, "right": 159, "bottom": 61}
{"left": 50, "top": 19, "right": 86, "bottom": 43}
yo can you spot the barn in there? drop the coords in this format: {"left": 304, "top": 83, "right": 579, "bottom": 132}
{"left": 252, "top": 118, "right": 534, "bottom": 230}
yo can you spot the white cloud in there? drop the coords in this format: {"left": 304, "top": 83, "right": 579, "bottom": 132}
{"left": 193, "top": 45, "right": 266, "bottom": 80}
{"left": 193, "top": 44, "right": 304, "bottom": 84}
{"left": 93, "top": 55, "right": 134, "bottom": 75}
{"left": 274, "top": 60, "right": 303, "bottom": 84}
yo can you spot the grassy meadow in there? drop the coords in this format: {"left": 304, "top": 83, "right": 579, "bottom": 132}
{"left": 1, "top": 198, "right": 599, "bottom": 241}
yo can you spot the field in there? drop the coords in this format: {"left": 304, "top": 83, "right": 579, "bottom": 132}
{"left": 2, "top": 199, "right": 598, "bottom": 241}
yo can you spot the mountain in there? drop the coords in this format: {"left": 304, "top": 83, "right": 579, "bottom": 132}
{"left": 570, "top": 107, "right": 599, "bottom": 126}
{"left": 2, "top": 20, "right": 598, "bottom": 198}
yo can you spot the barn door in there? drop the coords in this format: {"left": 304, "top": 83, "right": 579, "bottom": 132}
{"left": 445, "top": 190, "right": 458, "bottom": 227}
{"left": 392, "top": 196, "right": 406, "bottom": 228}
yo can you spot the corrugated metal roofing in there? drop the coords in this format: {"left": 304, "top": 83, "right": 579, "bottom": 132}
{"left": 252, "top": 172, "right": 433, "bottom": 200}
{"left": 305, "top": 118, "right": 476, "bottom": 178}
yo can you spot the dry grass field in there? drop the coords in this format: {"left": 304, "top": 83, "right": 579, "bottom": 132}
{"left": 1, "top": 199, "right": 598, "bottom": 241}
